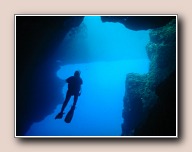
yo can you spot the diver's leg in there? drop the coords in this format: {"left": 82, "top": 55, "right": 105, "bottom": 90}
{"left": 60, "top": 90, "right": 71, "bottom": 113}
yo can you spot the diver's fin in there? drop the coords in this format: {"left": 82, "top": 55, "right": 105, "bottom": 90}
{"left": 55, "top": 112, "right": 64, "bottom": 119}
{"left": 64, "top": 106, "right": 75, "bottom": 123}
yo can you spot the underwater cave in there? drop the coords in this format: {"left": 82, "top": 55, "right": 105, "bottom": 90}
{"left": 16, "top": 15, "right": 176, "bottom": 137}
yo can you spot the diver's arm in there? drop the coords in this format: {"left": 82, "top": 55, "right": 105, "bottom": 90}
{"left": 79, "top": 78, "right": 83, "bottom": 96}
{"left": 79, "top": 86, "right": 82, "bottom": 96}
{"left": 65, "top": 77, "right": 71, "bottom": 84}
{"left": 80, "top": 79, "right": 83, "bottom": 93}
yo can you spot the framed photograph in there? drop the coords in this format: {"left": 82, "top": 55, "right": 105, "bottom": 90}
{"left": 15, "top": 15, "right": 177, "bottom": 138}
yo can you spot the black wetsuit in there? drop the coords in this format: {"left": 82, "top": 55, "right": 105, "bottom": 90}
{"left": 66, "top": 76, "right": 83, "bottom": 96}
{"left": 60, "top": 76, "right": 83, "bottom": 113}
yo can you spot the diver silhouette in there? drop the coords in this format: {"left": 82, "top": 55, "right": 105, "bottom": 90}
{"left": 55, "top": 70, "right": 83, "bottom": 121}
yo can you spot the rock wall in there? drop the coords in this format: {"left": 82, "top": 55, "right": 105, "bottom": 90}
{"left": 16, "top": 16, "right": 84, "bottom": 136}
{"left": 101, "top": 16, "right": 175, "bottom": 30}
{"left": 122, "top": 19, "right": 176, "bottom": 136}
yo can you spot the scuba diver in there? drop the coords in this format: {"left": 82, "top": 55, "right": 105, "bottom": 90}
{"left": 55, "top": 70, "right": 83, "bottom": 122}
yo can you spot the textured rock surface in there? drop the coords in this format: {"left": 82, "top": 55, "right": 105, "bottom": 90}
{"left": 134, "top": 70, "right": 176, "bottom": 136}
{"left": 101, "top": 16, "right": 175, "bottom": 31}
{"left": 122, "top": 19, "right": 176, "bottom": 136}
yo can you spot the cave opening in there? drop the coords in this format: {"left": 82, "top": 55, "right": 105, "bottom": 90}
{"left": 25, "top": 16, "right": 150, "bottom": 136}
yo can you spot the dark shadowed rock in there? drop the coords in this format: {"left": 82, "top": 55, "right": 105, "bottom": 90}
{"left": 134, "top": 71, "right": 176, "bottom": 136}
{"left": 101, "top": 16, "right": 175, "bottom": 30}
{"left": 16, "top": 16, "right": 84, "bottom": 136}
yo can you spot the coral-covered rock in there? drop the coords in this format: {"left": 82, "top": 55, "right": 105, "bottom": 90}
{"left": 122, "top": 19, "right": 176, "bottom": 136}
{"left": 134, "top": 71, "right": 176, "bottom": 136}
{"left": 122, "top": 73, "right": 146, "bottom": 135}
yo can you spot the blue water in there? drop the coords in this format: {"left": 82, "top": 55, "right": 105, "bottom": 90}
{"left": 25, "top": 16, "right": 150, "bottom": 136}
